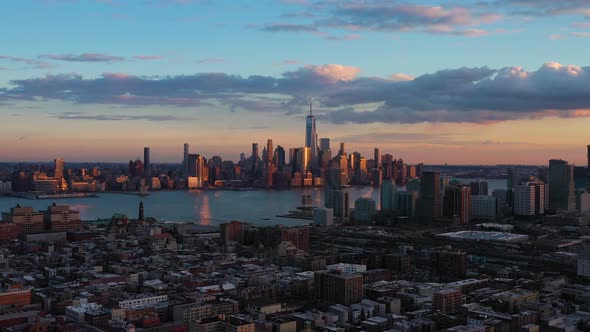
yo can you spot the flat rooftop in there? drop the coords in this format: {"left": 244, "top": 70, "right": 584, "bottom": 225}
{"left": 436, "top": 231, "right": 528, "bottom": 242}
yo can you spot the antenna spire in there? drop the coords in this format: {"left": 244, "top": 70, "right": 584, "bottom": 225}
{"left": 309, "top": 99, "right": 313, "bottom": 117}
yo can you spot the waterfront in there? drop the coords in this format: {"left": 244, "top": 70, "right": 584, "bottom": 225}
{"left": 0, "top": 178, "right": 506, "bottom": 226}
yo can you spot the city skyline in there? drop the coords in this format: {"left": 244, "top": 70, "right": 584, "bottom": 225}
{"left": 2, "top": 1, "right": 590, "bottom": 164}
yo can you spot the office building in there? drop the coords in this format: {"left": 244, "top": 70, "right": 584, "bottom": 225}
{"left": 443, "top": 185, "right": 471, "bottom": 225}
{"left": 419, "top": 172, "right": 441, "bottom": 219}
{"left": 42, "top": 203, "right": 82, "bottom": 232}
{"left": 275, "top": 145, "right": 285, "bottom": 171}
{"left": 314, "top": 271, "right": 364, "bottom": 305}
{"left": 144, "top": 147, "right": 150, "bottom": 177}
{"left": 265, "top": 139, "right": 273, "bottom": 164}
{"left": 374, "top": 148, "right": 380, "bottom": 169}
{"left": 354, "top": 197, "right": 376, "bottom": 224}
{"left": 320, "top": 138, "right": 330, "bottom": 152}
{"left": 251, "top": 143, "right": 259, "bottom": 161}
{"left": 471, "top": 195, "right": 497, "bottom": 221}
{"left": 380, "top": 180, "right": 397, "bottom": 212}
{"left": 549, "top": 159, "right": 576, "bottom": 211}
{"left": 325, "top": 190, "right": 349, "bottom": 222}
{"left": 313, "top": 207, "right": 333, "bottom": 226}
{"left": 469, "top": 180, "right": 488, "bottom": 196}
{"left": 305, "top": 103, "right": 318, "bottom": 167}
{"left": 1, "top": 205, "right": 44, "bottom": 235}
{"left": 382, "top": 154, "right": 394, "bottom": 180}
{"left": 54, "top": 158, "right": 64, "bottom": 178}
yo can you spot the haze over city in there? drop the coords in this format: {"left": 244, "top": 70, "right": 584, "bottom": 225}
{"left": 2, "top": 0, "right": 590, "bottom": 164}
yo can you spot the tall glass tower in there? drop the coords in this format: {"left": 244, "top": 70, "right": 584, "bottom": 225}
{"left": 305, "top": 101, "right": 318, "bottom": 168}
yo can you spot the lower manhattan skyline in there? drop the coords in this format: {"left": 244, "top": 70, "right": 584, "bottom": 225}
{"left": 2, "top": 1, "right": 590, "bottom": 164}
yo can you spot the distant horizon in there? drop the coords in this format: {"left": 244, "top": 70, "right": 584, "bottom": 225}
{"left": 3, "top": 1, "right": 590, "bottom": 165}
{"left": 0, "top": 158, "right": 566, "bottom": 168}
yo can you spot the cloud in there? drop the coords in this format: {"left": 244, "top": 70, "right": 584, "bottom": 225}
{"left": 39, "top": 53, "right": 125, "bottom": 62}
{"left": 261, "top": 23, "right": 318, "bottom": 32}
{"left": 262, "top": 2, "right": 502, "bottom": 37}
{"left": 0, "top": 55, "right": 54, "bottom": 69}
{"left": 52, "top": 111, "right": 187, "bottom": 121}
{"left": 133, "top": 55, "right": 163, "bottom": 60}
{"left": 390, "top": 73, "right": 415, "bottom": 81}
{"left": 6, "top": 62, "right": 590, "bottom": 125}
{"left": 569, "top": 32, "right": 590, "bottom": 37}
{"left": 548, "top": 33, "right": 566, "bottom": 40}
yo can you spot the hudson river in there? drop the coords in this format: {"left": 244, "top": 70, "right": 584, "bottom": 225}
{"left": 0, "top": 179, "right": 506, "bottom": 226}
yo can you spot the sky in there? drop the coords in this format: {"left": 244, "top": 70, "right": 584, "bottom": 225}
{"left": 2, "top": 0, "right": 590, "bottom": 165}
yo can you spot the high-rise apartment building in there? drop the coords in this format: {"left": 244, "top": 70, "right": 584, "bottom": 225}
{"left": 419, "top": 172, "right": 441, "bottom": 219}
{"left": 314, "top": 271, "right": 364, "bottom": 305}
{"left": 514, "top": 181, "right": 545, "bottom": 216}
{"left": 354, "top": 197, "right": 376, "bottom": 224}
{"left": 443, "top": 185, "right": 471, "bottom": 225}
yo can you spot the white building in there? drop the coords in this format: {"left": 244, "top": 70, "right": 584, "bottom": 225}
{"left": 471, "top": 195, "right": 497, "bottom": 221}
{"left": 326, "top": 263, "right": 367, "bottom": 274}
{"left": 313, "top": 207, "right": 334, "bottom": 226}
{"left": 118, "top": 294, "right": 168, "bottom": 309}
{"left": 187, "top": 176, "right": 202, "bottom": 189}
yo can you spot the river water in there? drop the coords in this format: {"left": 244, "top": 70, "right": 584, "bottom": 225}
{"left": 0, "top": 178, "right": 506, "bottom": 226}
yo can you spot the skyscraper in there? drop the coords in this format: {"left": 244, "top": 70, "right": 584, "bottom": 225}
{"left": 143, "top": 147, "right": 150, "bottom": 177}
{"left": 266, "top": 139, "right": 273, "bottom": 164}
{"left": 380, "top": 180, "right": 397, "bottom": 212}
{"left": 252, "top": 143, "right": 259, "bottom": 161}
{"left": 183, "top": 143, "right": 189, "bottom": 175}
{"left": 275, "top": 146, "right": 286, "bottom": 171}
{"left": 374, "top": 148, "right": 380, "bottom": 169}
{"left": 443, "top": 185, "right": 471, "bottom": 225}
{"left": 514, "top": 181, "right": 545, "bottom": 216}
{"left": 54, "top": 158, "right": 64, "bottom": 179}
{"left": 338, "top": 142, "right": 346, "bottom": 156}
{"left": 587, "top": 145, "right": 590, "bottom": 190}
{"left": 469, "top": 180, "right": 488, "bottom": 196}
{"left": 419, "top": 171, "right": 441, "bottom": 219}
{"left": 305, "top": 102, "right": 318, "bottom": 167}
{"left": 320, "top": 138, "right": 330, "bottom": 152}
{"left": 549, "top": 159, "right": 576, "bottom": 211}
